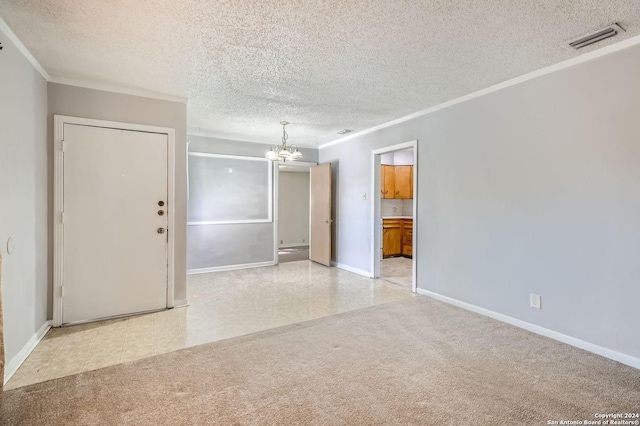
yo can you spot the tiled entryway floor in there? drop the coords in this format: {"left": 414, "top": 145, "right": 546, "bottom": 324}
{"left": 6, "top": 260, "right": 414, "bottom": 390}
{"left": 380, "top": 257, "right": 413, "bottom": 287}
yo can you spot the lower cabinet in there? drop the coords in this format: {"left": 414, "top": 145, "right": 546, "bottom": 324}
{"left": 382, "top": 219, "right": 403, "bottom": 257}
{"left": 403, "top": 221, "right": 412, "bottom": 257}
{"left": 382, "top": 218, "right": 412, "bottom": 259}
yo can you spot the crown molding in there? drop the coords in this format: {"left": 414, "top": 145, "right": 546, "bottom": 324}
{"left": 48, "top": 76, "right": 187, "bottom": 103}
{"left": 0, "top": 16, "right": 49, "bottom": 80}
{"left": 319, "top": 34, "right": 640, "bottom": 150}
{"left": 1, "top": 16, "right": 187, "bottom": 103}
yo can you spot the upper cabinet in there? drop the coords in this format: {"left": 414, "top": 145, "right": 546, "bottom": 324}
{"left": 394, "top": 166, "right": 412, "bottom": 199}
{"left": 381, "top": 165, "right": 395, "bottom": 199}
{"left": 381, "top": 165, "right": 413, "bottom": 199}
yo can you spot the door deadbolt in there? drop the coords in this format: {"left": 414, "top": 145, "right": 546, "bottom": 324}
{"left": 157, "top": 228, "right": 165, "bottom": 234}
{"left": 158, "top": 210, "right": 165, "bottom": 216}
{"left": 158, "top": 201, "right": 165, "bottom": 207}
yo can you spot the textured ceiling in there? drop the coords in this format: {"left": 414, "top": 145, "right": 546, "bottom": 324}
{"left": 1, "top": 1, "right": 639, "bottom": 146}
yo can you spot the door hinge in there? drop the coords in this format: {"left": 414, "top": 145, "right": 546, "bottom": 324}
{"left": 60, "top": 285, "right": 65, "bottom": 298}
{"left": 61, "top": 212, "right": 65, "bottom": 224}
{"left": 61, "top": 140, "right": 66, "bottom": 152}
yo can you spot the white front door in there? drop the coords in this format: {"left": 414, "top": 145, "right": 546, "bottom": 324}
{"left": 62, "top": 124, "right": 169, "bottom": 324}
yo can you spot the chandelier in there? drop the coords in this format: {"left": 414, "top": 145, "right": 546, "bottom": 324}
{"left": 266, "top": 121, "right": 302, "bottom": 161}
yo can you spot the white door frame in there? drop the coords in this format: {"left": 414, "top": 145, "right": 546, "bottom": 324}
{"left": 371, "top": 140, "right": 418, "bottom": 293}
{"left": 273, "top": 160, "right": 317, "bottom": 264}
{"left": 53, "top": 115, "right": 176, "bottom": 327}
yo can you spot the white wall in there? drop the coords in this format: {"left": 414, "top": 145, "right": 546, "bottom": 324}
{"left": 187, "top": 135, "right": 318, "bottom": 270}
{"left": 393, "top": 150, "right": 413, "bottom": 166}
{"left": 0, "top": 26, "right": 49, "bottom": 376}
{"left": 278, "top": 171, "right": 310, "bottom": 247}
{"left": 320, "top": 43, "right": 640, "bottom": 360}
{"left": 381, "top": 199, "right": 413, "bottom": 217}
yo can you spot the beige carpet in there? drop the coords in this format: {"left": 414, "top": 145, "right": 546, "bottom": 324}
{"left": 1, "top": 296, "right": 638, "bottom": 425}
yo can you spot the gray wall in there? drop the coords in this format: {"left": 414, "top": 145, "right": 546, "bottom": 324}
{"left": 47, "top": 83, "right": 188, "bottom": 304}
{"left": 188, "top": 135, "right": 318, "bottom": 270}
{"left": 0, "top": 27, "right": 48, "bottom": 369}
{"left": 278, "top": 171, "right": 310, "bottom": 247}
{"left": 320, "top": 44, "right": 640, "bottom": 359}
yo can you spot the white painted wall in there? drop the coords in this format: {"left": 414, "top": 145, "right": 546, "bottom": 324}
{"left": 187, "top": 135, "right": 318, "bottom": 270}
{"left": 278, "top": 171, "right": 310, "bottom": 247}
{"left": 393, "top": 150, "right": 413, "bottom": 166}
{"left": 381, "top": 199, "right": 404, "bottom": 217}
{"left": 380, "top": 150, "right": 414, "bottom": 166}
{"left": 381, "top": 199, "right": 412, "bottom": 217}
{"left": 320, "top": 43, "right": 640, "bottom": 360}
{"left": 381, "top": 152, "right": 394, "bottom": 165}
{"left": 0, "top": 25, "right": 49, "bottom": 374}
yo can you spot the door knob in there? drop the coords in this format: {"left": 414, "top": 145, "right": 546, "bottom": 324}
{"left": 157, "top": 228, "right": 165, "bottom": 234}
{"left": 158, "top": 201, "right": 165, "bottom": 207}
{"left": 158, "top": 210, "right": 165, "bottom": 216}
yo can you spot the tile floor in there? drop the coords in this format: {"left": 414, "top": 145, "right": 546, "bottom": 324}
{"left": 380, "top": 257, "right": 413, "bottom": 287}
{"left": 278, "top": 245, "right": 309, "bottom": 263}
{"left": 6, "top": 260, "right": 414, "bottom": 390}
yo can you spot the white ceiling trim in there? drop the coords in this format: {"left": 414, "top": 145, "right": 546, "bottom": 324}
{"left": 188, "top": 128, "right": 318, "bottom": 150}
{"left": 0, "top": 16, "right": 49, "bottom": 80}
{"left": 48, "top": 76, "right": 188, "bottom": 104}
{"left": 319, "top": 34, "right": 640, "bottom": 150}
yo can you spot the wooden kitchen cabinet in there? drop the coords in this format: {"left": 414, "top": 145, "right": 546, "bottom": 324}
{"left": 380, "top": 165, "right": 413, "bottom": 199}
{"left": 383, "top": 218, "right": 412, "bottom": 258}
{"left": 382, "top": 219, "right": 402, "bottom": 257}
{"left": 381, "top": 165, "right": 395, "bottom": 199}
{"left": 394, "top": 166, "right": 412, "bottom": 199}
{"left": 402, "top": 220, "right": 413, "bottom": 257}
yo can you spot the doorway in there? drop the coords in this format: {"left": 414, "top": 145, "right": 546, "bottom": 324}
{"left": 275, "top": 162, "right": 314, "bottom": 264}
{"left": 371, "top": 141, "right": 418, "bottom": 292}
{"left": 53, "top": 115, "right": 176, "bottom": 326}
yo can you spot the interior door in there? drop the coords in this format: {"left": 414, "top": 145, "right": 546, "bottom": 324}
{"left": 62, "top": 124, "right": 168, "bottom": 324}
{"left": 309, "top": 163, "right": 332, "bottom": 266}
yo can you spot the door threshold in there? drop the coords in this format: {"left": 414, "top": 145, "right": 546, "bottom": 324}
{"left": 60, "top": 307, "right": 171, "bottom": 327}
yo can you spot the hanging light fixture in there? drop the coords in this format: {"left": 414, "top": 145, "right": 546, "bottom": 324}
{"left": 266, "top": 121, "right": 302, "bottom": 161}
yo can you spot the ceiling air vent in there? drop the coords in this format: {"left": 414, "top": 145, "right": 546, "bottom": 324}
{"left": 337, "top": 129, "right": 353, "bottom": 135}
{"left": 569, "top": 23, "right": 625, "bottom": 50}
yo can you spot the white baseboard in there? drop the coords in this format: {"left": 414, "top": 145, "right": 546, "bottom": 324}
{"left": 4, "top": 321, "right": 52, "bottom": 385}
{"left": 279, "top": 243, "right": 310, "bottom": 249}
{"left": 173, "top": 299, "right": 189, "bottom": 308}
{"left": 187, "top": 261, "right": 275, "bottom": 275}
{"left": 416, "top": 288, "right": 640, "bottom": 370}
{"left": 331, "top": 261, "right": 372, "bottom": 278}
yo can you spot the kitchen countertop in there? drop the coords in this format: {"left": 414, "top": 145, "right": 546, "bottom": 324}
{"left": 381, "top": 216, "right": 413, "bottom": 219}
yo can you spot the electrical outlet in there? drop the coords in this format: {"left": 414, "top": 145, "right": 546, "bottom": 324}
{"left": 530, "top": 293, "right": 541, "bottom": 309}
{"left": 362, "top": 193, "right": 367, "bottom": 200}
